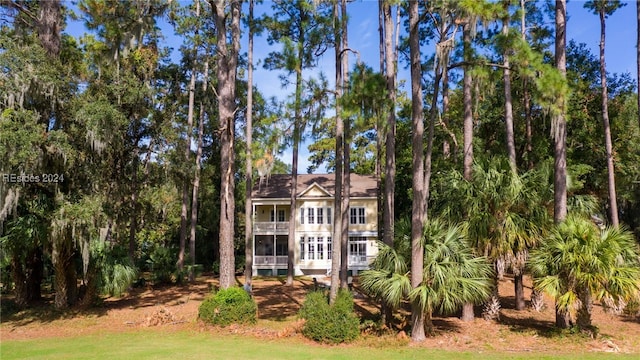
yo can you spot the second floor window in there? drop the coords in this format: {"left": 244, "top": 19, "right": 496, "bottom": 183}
{"left": 317, "top": 208, "right": 324, "bottom": 224}
{"left": 327, "top": 207, "right": 332, "bottom": 224}
{"left": 308, "top": 208, "right": 315, "bottom": 224}
{"left": 350, "top": 207, "right": 366, "bottom": 224}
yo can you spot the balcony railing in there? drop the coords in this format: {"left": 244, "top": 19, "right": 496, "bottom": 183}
{"left": 348, "top": 255, "right": 374, "bottom": 266}
{"left": 253, "top": 221, "right": 289, "bottom": 233}
{"left": 254, "top": 255, "right": 288, "bottom": 265}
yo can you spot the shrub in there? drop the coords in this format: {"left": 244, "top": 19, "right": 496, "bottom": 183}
{"left": 298, "top": 289, "right": 360, "bottom": 344}
{"left": 198, "top": 287, "right": 257, "bottom": 326}
{"left": 147, "top": 246, "right": 176, "bottom": 284}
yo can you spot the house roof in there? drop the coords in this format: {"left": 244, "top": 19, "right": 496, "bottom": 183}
{"left": 252, "top": 174, "right": 378, "bottom": 199}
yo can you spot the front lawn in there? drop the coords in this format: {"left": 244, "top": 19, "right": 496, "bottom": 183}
{"left": 1, "top": 329, "right": 635, "bottom": 360}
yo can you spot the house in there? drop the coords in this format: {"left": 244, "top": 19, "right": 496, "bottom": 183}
{"left": 251, "top": 173, "right": 379, "bottom": 277}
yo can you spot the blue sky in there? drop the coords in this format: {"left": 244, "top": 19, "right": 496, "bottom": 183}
{"left": 65, "top": 0, "right": 638, "bottom": 174}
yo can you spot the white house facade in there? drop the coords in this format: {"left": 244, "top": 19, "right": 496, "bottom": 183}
{"left": 251, "top": 174, "right": 379, "bottom": 276}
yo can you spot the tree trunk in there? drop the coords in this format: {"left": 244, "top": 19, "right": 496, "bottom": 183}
{"left": 461, "top": 20, "right": 475, "bottom": 322}
{"left": 409, "top": 0, "right": 425, "bottom": 342}
{"left": 52, "top": 234, "right": 72, "bottom": 309}
{"left": 26, "top": 246, "right": 43, "bottom": 302}
{"left": 37, "top": 0, "right": 61, "bottom": 57}
{"left": 339, "top": 0, "right": 350, "bottom": 291}
{"left": 244, "top": 0, "right": 255, "bottom": 288}
{"left": 179, "top": 29, "right": 199, "bottom": 274}
{"left": 520, "top": 0, "right": 533, "bottom": 169}
{"left": 330, "top": 0, "right": 344, "bottom": 304}
{"left": 576, "top": 288, "right": 593, "bottom": 329}
{"left": 382, "top": 0, "right": 396, "bottom": 250}
{"left": 213, "top": 0, "right": 241, "bottom": 290}
{"left": 11, "top": 254, "right": 28, "bottom": 308}
{"left": 556, "top": 307, "right": 572, "bottom": 329}
{"left": 462, "top": 22, "right": 474, "bottom": 182}
{"left": 286, "top": 38, "right": 304, "bottom": 288}
{"left": 514, "top": 273, "right": 526, "bottom": 311}
{"left": 442, "top": 68, "right": 451, "bottom": 159}
{"left": 503, "top": 13, "right": 516, "bottom": 171}
{"left": 461, "top": 302, "right": 475, "bottom": 322}
{"left": 598, "top": 8, "right": 619, "bottom": 227}
{"left": 190, "top": 60, "right": 209, "bottom": 282}
{"left": 129, "top": 149, "right": 139, "bottom": 263}
{"left": 553, "top": 0, "right": 568, "bottom": 224}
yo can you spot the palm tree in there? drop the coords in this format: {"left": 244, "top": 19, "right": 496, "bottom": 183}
{"left": 433, "top": 157, "right": 549, "bottom": 320}
{"left": 360, "top": 218, "right": 492, "bottom": 335}
{"left": 529, "top": 215, "right": 640, "bottom": 330}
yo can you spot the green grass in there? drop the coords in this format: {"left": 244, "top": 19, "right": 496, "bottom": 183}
{"left": 1, "top": 330, "right": 637, "bottom": 360}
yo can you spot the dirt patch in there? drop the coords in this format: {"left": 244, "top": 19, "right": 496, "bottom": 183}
{"left": 1, "top": 275, "right": 639, "bottom": 355}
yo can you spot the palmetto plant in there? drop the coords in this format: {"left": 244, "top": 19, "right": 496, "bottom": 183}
{"left": 433, "top": 157, "right": 549, "bottom": 318}
{"left": 529, "top": 215, "right": 640, "bottom": 329}
{"left": 360, "top": 218, "right": 492, "bottom": 334}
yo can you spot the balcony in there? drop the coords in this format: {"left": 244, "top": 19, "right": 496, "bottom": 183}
{"left": 254, "top": 255, "right": 288, "bottom": 266}
{"left": 254, "top": 221, "right": 289, "bottom": 233}
{"left": 348, "top": 255, "right": 375, "bottom": 266}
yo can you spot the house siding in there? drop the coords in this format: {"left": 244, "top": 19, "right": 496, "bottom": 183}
{"left": 251, "top": 174, "right": 378, "bottom": 276}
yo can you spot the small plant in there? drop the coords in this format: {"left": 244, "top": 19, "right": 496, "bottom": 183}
{"left": 198, "top": 287, "right": 257, "bottom": 326}
{"left": 298, "top": 290, "right": 360, "bottom": 344}
{"left": 147, "top": 246, "right": 176, "bottom": 284}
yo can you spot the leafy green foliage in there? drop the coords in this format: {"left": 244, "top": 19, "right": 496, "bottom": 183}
{"left": 198, "top": 287, "right": 257, "bottom": 327}
{"left": 360, "top": 218, "right": 492, "bottom": 331}
{"left": 298, "top": 290, "right": 359, "bottom": 344}
{"left": 147, "top": 246, "right": 177, "bottom": 285}
{"left": 94, "top": 244, "right": 138, "bottom": 297}
{"left": 529, "top": 215, "right": 640, "bottom": 327}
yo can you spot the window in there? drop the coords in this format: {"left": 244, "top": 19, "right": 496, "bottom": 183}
{"left": 277, "top": 209, "right": 286, "bottom": 222}
{"left": 349, "top": 237, "right": 367, "bottom": 263}
{"left": 327, "top": 236, "right": 332, "bottom": 260}
{"left": 317, "top": 237, "right": 324, "bottom": 260}
{"left": 300, "top": 236, "right": 305, "bottom": 260}
{"left": 350, "top": 207, "right": 366, "bottom": 224}
{"left": 327, "top": 207, "right": 332, "bottom": 224}
{"left": 300, "top": 208, "right": 305, "bottom": 224}
{"left": 308, "top": 208, "right": 315, "bottom": 224}
{"left": 270, "top": 210, "right": 275, "bottom": 222}
{"left": 308, "top": 236, "right": 315, "bottom": 260}
{"left": 317, "top": 208, "right": 324, "bottom": 224}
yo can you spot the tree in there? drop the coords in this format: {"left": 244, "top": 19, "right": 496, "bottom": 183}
{"left": 261, "top": 0, "right": 333, "bottom": 286}
{"left": 244, "top": 0, "right": 255, "bottom": 289}
{"left": 501, "top": 1, "right": 516, "bottom": 171}
{"left": 213, "top": 0, "right": 242, "bottom": 290}
{"left": 584, "top": 0, "right": 625, "bottom": 227}
{"left": 408, "top": 0, "right": 426, "bottom": 342}
{"left": 175, "top": 0, "right": 203, "bottom": 274}
{"left": 554, "top": 0, "right": 570, "bottom": 328}
{"left": 330, "top": 0, "right": 344, "bottom": 303}
{"left": 381, "top": 0, "right": 397, "bottom": 250}
{"left": 529, "top": 215, "right": 640, "bottom": 330}
{"left": 360, "top": 219, "right": 492, "bottom": 335}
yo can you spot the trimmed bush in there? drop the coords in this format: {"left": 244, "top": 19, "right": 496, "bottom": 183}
{"left": 198, "top": 287, "right": 257, "bottom": 326}
{"left": 299, "top": 289, "right": 360, "bottom": 344}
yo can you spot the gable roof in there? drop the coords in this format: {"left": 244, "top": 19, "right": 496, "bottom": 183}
{"left": 298, "top": 182, "right": 333, "bottom": 197}
{"left": 252, "top": 174, "right": 378, "bottom": 199}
